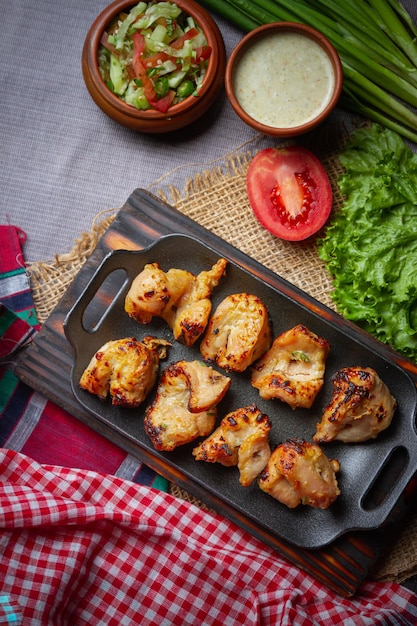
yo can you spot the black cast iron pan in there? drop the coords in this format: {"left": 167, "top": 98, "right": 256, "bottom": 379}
{"left": 64, "top": 234, "right": 417, "bottom": 549}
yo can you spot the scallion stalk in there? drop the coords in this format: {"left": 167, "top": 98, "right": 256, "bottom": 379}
{"left": 339, "top": 28, "right": 417, "bottom": 87}
{"left": 339, "top": 90, "right": 417, "bottom": 144}
{"left": 221, "top": 0, "right": 278, "bottom": 27}
{"left": 366, "top": 0, "right": 417, "bottom": 66}
{"left": 245, "top": 0, "right": 299, "bottom": 24}
{"left": 387, "top": 0, "right": 417, "bottom": 38}
{"left": 313, "top": 0, "right": 415, "bottom": 72}
{"left": 200, "top": 1, "right": 259, "bottom": 31}
{"left": 343, "top": 63, "right": 417, "bottom": 133}
{"left": 340, "top": 50, "right": 417, "bottom": 108}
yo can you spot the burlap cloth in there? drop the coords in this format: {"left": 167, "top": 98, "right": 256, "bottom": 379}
{"left": 25, "top": 126, "right": 417, "bottom": 584}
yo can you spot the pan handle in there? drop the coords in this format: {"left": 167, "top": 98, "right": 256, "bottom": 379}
{"left": 63, "top": 250, "right": 134, "bottom": 347}
{"left": 359, "top": 439, "right": 417, "bottom": 525}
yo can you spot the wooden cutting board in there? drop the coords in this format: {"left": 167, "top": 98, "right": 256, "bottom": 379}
{"left": 16, "top": 189, "right": 417, "bottom": 597}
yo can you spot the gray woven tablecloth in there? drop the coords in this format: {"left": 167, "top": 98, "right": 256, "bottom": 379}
{"left": 0, "top": 1, "right": 251, "bottom": 261}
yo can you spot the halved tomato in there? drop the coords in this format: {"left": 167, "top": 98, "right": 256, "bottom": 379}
{"left": 246, "top": 146, "right": 332, "bottom": 241}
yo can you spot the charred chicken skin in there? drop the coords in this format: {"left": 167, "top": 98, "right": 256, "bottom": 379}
{"left": 259, "top": 439, "right": 340, "bottom": 509}
{"left": 251, "top": 324, "right": 330, "bottom": 409}
{"left": 193, "top": 404, "right": 272, "bottom": 486}
{"left": 79, "top": 336, "right": 170, "bottom": 407}
{"left": 313, "top": 366, "right": 397, "bottom": 443}
{"left": 144, "top": 360, "right": 231, "bottom": 452}
{"left": 124, "top": 259, "right": 227, "bottom": 346}
{"left": 200, "top": 293, "right": 272, "bottom": 372}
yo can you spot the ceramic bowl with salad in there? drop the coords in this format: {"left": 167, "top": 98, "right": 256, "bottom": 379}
{"left": 82, "top": 0, "right": 226, "bottom": 133}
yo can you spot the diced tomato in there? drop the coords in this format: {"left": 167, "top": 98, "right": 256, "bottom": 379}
{"left": 246, "top": 147, "right": 332, "bottom": 241}
{"left": 151, "top": 90, "right": 176, "bottom": 112}
{"left": 170, "top": 27, "right": 199, "bottom": 49}
{"left": 143, "top": 51, "right": 177, "bottom": 69}
{"left": 142, "top": 75, "right": 156, "bottom": 105}
{"left": 131, "top": 32, "right": 156, "bottom": 102}
{"left": 193, "top": 46, "right": 212, "bottom": 63}
{"left": 132, "top": 32, "right": 146, "bottom": 75}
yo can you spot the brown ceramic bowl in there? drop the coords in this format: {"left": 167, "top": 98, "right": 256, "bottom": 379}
{"left": 225, "top": 22, "right": 343, "bottom": 138}
{"left": 82, "top": 0, "right": 226, "bottom": 133}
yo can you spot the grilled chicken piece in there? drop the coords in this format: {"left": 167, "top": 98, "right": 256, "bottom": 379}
{"left": 193, "top": 404, "right": 271, "bottom": 486}
{"left": 313, "top": 366, "right": 397, "bottom": 443}
{"left": 200, "top": 293, "right": 272, "bottom": 372}
{"left": 144, "top": 360, "right": 230, "bottom": 451}
{"left": 79, "top": 336, "right": 170, "bottom": 407}
{"left": 259, "top": 439, "right": 340, "bottom": 509}
{"left": 124, "top": 258, "right": 227, "bottom": 346}
{"left": 251, "top": 324, "right": 330, "bottom": 410}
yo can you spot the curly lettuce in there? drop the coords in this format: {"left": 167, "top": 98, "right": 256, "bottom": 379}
{"left": 317, "top": 123, "right": 417, "bottom": 362}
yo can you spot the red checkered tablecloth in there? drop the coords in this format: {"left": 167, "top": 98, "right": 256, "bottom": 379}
{"left": 2, "top": 448, "right": 417, "bottom": 625}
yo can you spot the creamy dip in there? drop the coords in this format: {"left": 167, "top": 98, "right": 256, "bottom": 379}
{"left": 233, "top": 31, "right": 336, "bottom": 128}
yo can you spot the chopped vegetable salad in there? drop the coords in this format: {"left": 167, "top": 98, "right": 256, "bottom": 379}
{"left": 98, "top": 1, "right": 212, "bottom": 112}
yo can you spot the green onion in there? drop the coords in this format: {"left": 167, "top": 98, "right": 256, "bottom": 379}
{"left": 200, "top": 0, "right": 417, "bottom": 143}
{"left": 312, "top": 0, "right": 417, "bottom": 79}
{"left": 339, "top": 91, "right": 417, "bottom": 144}
{"left": 366, "top": 0, "right": 417, "bottom": 66}
{"left": 343, "top": 64, "right": 417, "bottom": 137}
{"left": 202, "top": 1, "right": 259, "bottom": 31}
{"left": 387, "top": 0, "right": 417, "bottom": 38}
{"left": 291, "top": 351, "right": 310, "bottom": 363}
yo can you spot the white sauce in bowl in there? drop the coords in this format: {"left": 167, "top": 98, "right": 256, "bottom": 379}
{"left": 233, "top": 31, "right": 336, "bottom": 128}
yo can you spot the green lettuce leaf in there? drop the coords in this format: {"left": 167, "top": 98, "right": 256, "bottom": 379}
{"left": 317, "top": 123, "right": 417, "bottom": 362}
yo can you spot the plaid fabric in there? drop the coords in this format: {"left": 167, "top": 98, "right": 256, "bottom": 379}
{"left": 0, "top": 304, "right": 37, "bottom": 358}
{"left": 0, "top": 225, "right": 39, "bottom": 355}
{"left": 0, "top": 225, "right": 167, "bottom": 489}
{"left": 1, "top": 448, "right": 417, "bottom": 626}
